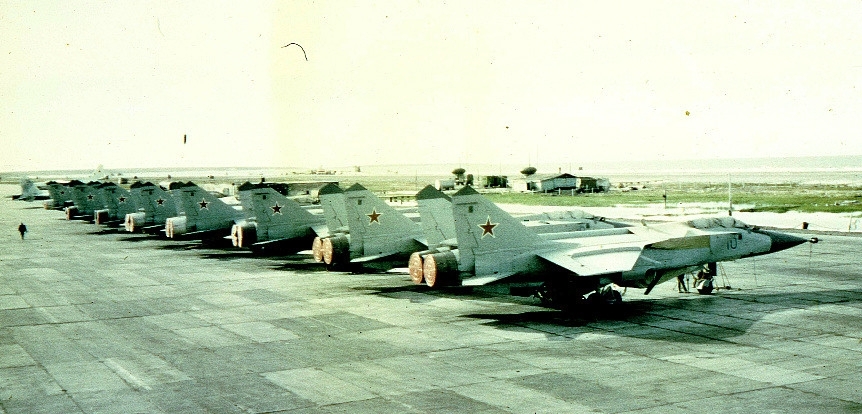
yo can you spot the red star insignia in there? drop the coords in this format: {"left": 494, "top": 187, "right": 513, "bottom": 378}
{"left": 478, "top": 217, "right": 498, "bottom": 238}
{"left": 271, "top": 202, "right": 283, "bottom": 215}
{"left": 87, "top": 194, "right": 94, "bottom": 200}
{"left": 118, "top": 196, "right": 127, "bottom": 203}
{"left": 198, "top": 199, "right": 209, "bottom": 209}
{"left": 367, "top": 209, "right": 381, "bottom": 224}
{"left": 156, "top": 198, "right": 165, "bottom": 206}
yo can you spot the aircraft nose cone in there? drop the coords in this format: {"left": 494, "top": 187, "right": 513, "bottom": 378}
{"left": 763, "top": 230, "right": 807, "bottom": 253}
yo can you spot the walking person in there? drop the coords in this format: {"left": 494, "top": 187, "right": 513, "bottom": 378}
{"left": 18, "top": 222, "right": 27, "bottom": 240}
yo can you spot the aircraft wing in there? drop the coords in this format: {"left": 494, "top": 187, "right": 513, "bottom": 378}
{"left": 536, "top": 244, "right": 647, "bottom": 276}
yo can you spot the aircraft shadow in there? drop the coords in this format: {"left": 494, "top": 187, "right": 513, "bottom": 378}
{"left": 116, "top": 235, "right": 160, "bottom": 242}
{"left": 459, "top": 288, "right": 862, "bottom": 342}
{"left": 87, "top": 228, "right": 126, "bottom": 235}
{"left": 268, "top": 260, "right": 329, "bottom": 272}
{"left": 197, "top": 250, "right": 312, "bottom": 262}
{"left": 157, "top": 242, "right": 210, "bottom": 251}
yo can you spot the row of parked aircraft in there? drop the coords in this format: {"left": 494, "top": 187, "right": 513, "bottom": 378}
{"left": 26, "top": 178, "right": 814, "bottom": 310}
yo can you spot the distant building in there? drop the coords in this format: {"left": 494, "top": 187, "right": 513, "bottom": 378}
{"left": 434, "top": 179, "right": 455, "bottom": 191}
{"left": 482, "top": 175, "right": 507, "bottom": 188}
{"left": 511, "top": 173, "right": 610, "bottom": 193}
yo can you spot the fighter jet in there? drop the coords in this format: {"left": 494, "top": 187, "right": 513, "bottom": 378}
{"left": 93, "top": 182, "right": 138, "bottom": 226}
{"left": 64, "top": 180, "right": 104, "bottom": 220}
{"left": 124, "top": 182, "right": 179, "bottom": 233}
{"left": 313, "top": 183, "right": 426, "bottom": 271}
{"left": 408, "top": 185, "right": 629, "bottom": 285}
{"left": 419, "top": 185, "right": 810, "bottom": 308}
{"left": 230, "top": 184, "right": 328, "bottom": 254}
{"left": 311, "top": 183, "right": 351, "bottom": 263}
{"left": 11, "top": 178, "right": 50, "bottom": 201}
{"left": 43, "top": 181, "right": 74, "bottom": 210}
{"left": 164, "top": 182, "right": 246, "bottom": 241}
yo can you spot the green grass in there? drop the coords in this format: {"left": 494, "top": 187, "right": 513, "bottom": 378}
{"left": 483, "top": 183, "right": 862, "bottom": 214}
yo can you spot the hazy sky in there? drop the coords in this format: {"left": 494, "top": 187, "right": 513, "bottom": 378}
{"left": 2, "top": 1, "right": 861, "bottom": 172}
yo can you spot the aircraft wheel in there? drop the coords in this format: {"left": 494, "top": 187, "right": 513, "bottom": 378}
{"left": 606, "top": 289, "right": 623, "bottom": 306}
{"left": 697, "top": 286, "right": 714, "bottom": 295}
{"left": 695, "top": 277, "right": 714, "bottom": 295}
{"left": 593, "top": 284, "right": 622, "bottom": 307}
{"left": 536, "top": 283, "right": 585, "bottom": 312}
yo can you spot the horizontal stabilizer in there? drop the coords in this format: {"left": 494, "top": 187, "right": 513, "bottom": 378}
{"left": 249, "top": 239, "right": 286, "bottom": 248}
{"left": 461, "top": 271, "right": 519, "bottom": 286}
{"left": 350, "top": 251, "right": 400, "bottom": 263}
{"left": 310, "top": 223, "right": 330, "bottom": 238}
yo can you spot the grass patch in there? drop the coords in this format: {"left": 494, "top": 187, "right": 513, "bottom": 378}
{"left": 483, "top": 183, "right": 862, "bottom": 214}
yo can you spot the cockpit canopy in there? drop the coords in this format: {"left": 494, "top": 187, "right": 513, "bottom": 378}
{"left": 687, "top": 216, "right": 751, "bottom": 230}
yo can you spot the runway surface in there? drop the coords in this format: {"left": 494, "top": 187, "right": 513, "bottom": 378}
{"left": 2, "top": 189, "right": 861, "bottom": 413}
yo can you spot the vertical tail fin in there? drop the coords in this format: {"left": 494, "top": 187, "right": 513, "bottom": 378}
{"left": 342, "top": 183, "right": 425, "bottom": 257}
{"left": 318, "top": 183, "right": 349, "bottom": 235}
{"left": 416, "top": 185, "right": 456, "bottom": 247}
{"left": 171, "top": 182, "right": 243, "bottom": 231}
{"left": 99, "top": 183, "right": 137, "bottom": 220}
{"left": 247, "top": 185, "right": 322, "bottom": 240}
{"left": 130, "top": 182, "right": 178, "bottom": 224}
{"left": 68, "top": 181, "right": 102, "bottom": 215}
{"left": 17, "top": 179, "right": 39, "bottom": 200}
{"left": 45, "top": 182, "right": 70, "bottom": 206}
{"left": 451, "top": 186, "right": 542, "bottom": 273}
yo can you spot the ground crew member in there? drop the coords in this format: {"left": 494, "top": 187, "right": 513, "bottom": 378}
{"left": 18, "top": 223, "right": 27, "bottom": 240}
{"left": 677, "top": 274, "right": 688, "bottom": 293}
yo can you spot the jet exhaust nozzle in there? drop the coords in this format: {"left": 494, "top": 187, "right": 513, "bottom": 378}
{"left": 232, "top": 222, "right": 257, "bottom": 248}
{"left": 408, "top": 252, "right": 427, "bottom": 284}
{"left": 321, "top": 235, "right": 350, "bottom": 266}
{"left": 125, "top": 212, "right": 145, "bottom": 232}
{"left": 311, "top": 237, "right": 323, "bottom": 262}
{"left": 166, "top": 216, "right": 187, "bottom": 238}
{"left": 423, "top": 251, "right": 459, "bottom": 288}
{"left": 94, "top": 209, "right": 110, "bottom": 225}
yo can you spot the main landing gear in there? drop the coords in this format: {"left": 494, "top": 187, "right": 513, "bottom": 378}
{"left": 692, "top": 262, "right": 718, "bottom": 295}
{"left": 536, "top": 281, "right": 623, "bottom": 311}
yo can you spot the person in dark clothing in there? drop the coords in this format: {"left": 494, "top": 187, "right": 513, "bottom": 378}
{"left": 677, "top": 273, "right": 689, "bottom": 293}
{"left": 18, "top": 223, "right": 27, "bottom": 240}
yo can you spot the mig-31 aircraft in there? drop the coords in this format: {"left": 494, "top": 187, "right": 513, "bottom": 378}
{"left": 313, "top": 183, "right": 426, "bottom": 271}
{"left": 11, "top": 178, "right": 50, "bottom": 201}
{"left": 230, "top": 183, "right": 329, "bottom": 255}
{"left": 416, "top": 185, "right": 811, "bottom": 309}
{"left": 93, "top": 182, "right": 137, "bottom": 226}
{"left": 43, "top": 181, "right": 74, "bottom": 210}
{"left": 64, "top": 180, "right": 104, "bottom": 220}
{"left": 124, "top": 182, "right": 179, "bottom": 233}
{"left": 164, "top": 182, "right": 245, "bottom": 241}
{"left": 408, "top": 185, "right": 629, "bottom": 286}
